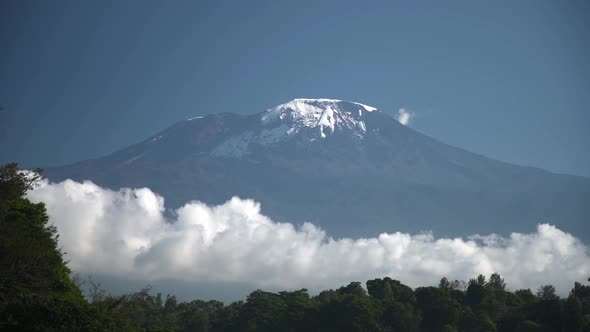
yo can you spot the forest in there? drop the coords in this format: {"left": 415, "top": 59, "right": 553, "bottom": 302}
{"left": 1, "top": 162, "right": 589, "bottom": 332}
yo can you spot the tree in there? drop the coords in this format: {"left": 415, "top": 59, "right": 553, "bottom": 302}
{"left": 472, "top": 275, "right": 487, "bottom": 287}
{"left": 313, "top": 283, "right": 384, "bottom": 332}
{"left": 482, "top": 273, "right": 507, "bottom": 321}
{"left": 439, "top": 277, "right": 452, "bottom": 290}
{"left": 536, "top": 285, "right": 558, "bottom": 301}
{"left": 367, "top": 277, "right": 414, "bottom": 303}
{"left": 415, "top": 287, "right": 460, "bottom": 331}
{"left": 368, "top": 278, "right": 394, "bottom": 302}
{"left": 0, "top": 163, "right": 111, "bottom": 330}
{"left": 237, "top": 290, "right": 288, "bottom": 332}
{"left": 0, "top": 162, "right": 43, "bottom": 201}
{"left": 562, "top": 296, "right": 583, "bottom": 332}
{"left": 368, "top": 278, "right": 419, "bottom": 331}
{"left": 570, "top": 281, "right": 590, "bottom": 314}
{"left": 514, "top": 289, "right": 536, "bottom": 305}
{"left": 278, "top": 289, "right": 312, "bottom": 331}
{"left": 439, "top": 277, "right": 466, "bottom": 292}
{"left": 466, "top": 277, "right": 488, "bottom": 307}
{"left": 486, "top": 273, "right": 506, "bottom": 291}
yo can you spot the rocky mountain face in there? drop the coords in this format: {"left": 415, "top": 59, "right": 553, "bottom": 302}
{"left": 45, "top": 99, "right": 590, "bottom": 239}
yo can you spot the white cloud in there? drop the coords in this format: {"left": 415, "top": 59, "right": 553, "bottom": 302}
{"left": 27, "top": 179, "right": 590, "bottom": 295}
{"left": 396, "top": 108, "right": 413, "bottom": 126}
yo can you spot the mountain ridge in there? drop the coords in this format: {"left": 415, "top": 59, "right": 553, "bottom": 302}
{"left": 45, "top": 98, "right": 590, "bottom": 241}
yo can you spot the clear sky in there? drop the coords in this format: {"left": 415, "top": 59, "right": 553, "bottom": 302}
{"left": 1, "top": 0, "right": 588, "bottom": 176}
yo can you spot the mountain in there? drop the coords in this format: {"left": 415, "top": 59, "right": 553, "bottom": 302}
{"left": 45, "top": 98, "right": 590, "bottom": 240}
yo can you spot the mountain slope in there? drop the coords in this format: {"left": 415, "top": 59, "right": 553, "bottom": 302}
{"left": 45, "top": 99, "right": 590, "bottom": 239}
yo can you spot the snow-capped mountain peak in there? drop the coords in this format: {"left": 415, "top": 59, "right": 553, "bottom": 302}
{"left": 209, "top": 98, "right": 381, "bottom": 158}
{"left": 261, "top": 98, "right": 378, "bottom": 138}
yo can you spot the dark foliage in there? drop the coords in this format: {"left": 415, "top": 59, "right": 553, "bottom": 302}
{"left": 0, "top": 163, "right": 117, "bottom": 330}
{"left": 79, "top": 276, "right": 590, "bottom": 332}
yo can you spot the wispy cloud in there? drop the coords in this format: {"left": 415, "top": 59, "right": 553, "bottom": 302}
{"left": 396, "top": 108, "right": 413, "bottom": 126}
{"left": 27, "top": 179, "right": 590, "bottom": 294}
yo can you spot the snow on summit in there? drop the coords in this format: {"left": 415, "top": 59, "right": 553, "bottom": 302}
{"left": 263, "top": 98, "right": 377, "bottom": 123}
{"left": 261, "top": 98, "right": 377, "bottom": 135}
{"left": 212, "top": 98, "right": 379, "bottom": 158}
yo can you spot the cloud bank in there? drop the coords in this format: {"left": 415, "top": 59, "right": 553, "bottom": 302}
{"left": 396, "top": 108, "right": 413, "bottom": 126}
{"left": 27, "top": 179, "right": 590, "bottom": 294}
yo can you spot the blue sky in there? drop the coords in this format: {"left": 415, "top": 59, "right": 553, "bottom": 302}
{"left": 1, "top": 0, "right": 589, "bottom": 176}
